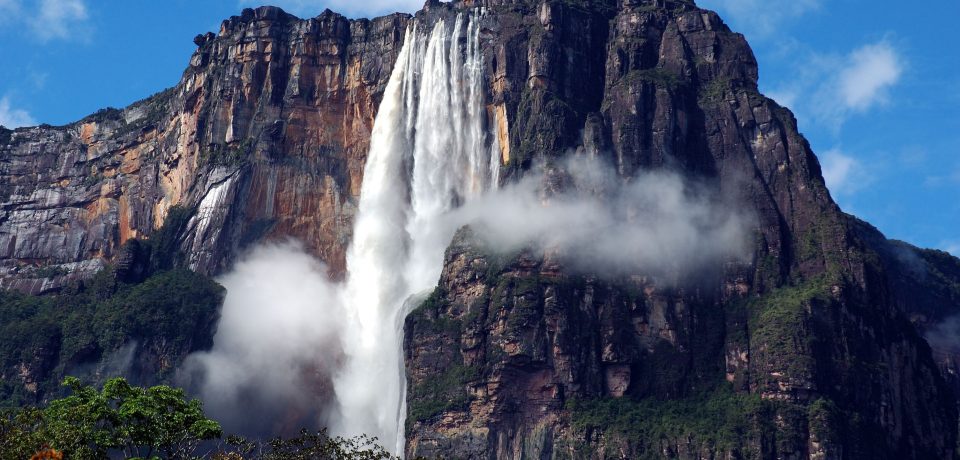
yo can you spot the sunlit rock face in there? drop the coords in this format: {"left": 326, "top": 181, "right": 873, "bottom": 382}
{"left": 2, "top": 1, "right": 960, "bottom": 459}
{"left": 0, "top": 6, "right": 409, "bottom": 292}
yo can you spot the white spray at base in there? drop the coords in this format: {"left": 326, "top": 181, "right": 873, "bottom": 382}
{"left": 334, "top": 11, "right": 497, "bottom": 454}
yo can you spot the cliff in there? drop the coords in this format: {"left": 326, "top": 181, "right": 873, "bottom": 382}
{"left": 0, "top": 0, "right": 958, "bottom": 459}
{"left": 402, "top": 0, "right": 960, "bottom": 459}
{"left": 0, "top": 6, "right": 408, "bottom": 293}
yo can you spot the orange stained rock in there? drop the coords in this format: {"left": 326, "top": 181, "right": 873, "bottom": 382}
{"left": 492, "top": 103, "right": 510, "bottom": 164}
{"left": 118, "top": 194, "right": 136, "bottom": 244}
{"left": 83, "top": 197, "right": 114, "bottom": 224}
{"left": 79, "top": 122, "right": 97, "bottom": 145}
{"left": 119, "top": 147, "right": 142, "bottom": 175}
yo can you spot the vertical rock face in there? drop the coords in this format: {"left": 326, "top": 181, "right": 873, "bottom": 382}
{"left": 0, "top": 6, "right": 409, "bottom": 292}
{"left": 1, "top": 1, "right": 959, "bottom": 459}
{"left": 403, "top": 1, "right": 960, "bottom": 459}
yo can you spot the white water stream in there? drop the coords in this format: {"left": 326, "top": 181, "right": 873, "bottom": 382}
{"left": 333, "top": 10, "right": 497, "bottom": 454}
{"left": 189, "top": 7, "right": 751, "bottom": 455}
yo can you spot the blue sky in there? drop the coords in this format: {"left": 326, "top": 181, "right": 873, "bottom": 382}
{"left": 0, "top": 0, "right": 957, "bottom": 254}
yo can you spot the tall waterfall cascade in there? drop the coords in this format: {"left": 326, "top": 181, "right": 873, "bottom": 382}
{"left": 334, "top": 10, "right": 499, "bottom": 455}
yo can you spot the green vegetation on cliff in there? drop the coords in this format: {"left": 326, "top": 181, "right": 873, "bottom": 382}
{"left": 406, "top": 363, "right": 478, "bottom": 430}
{"left": 404, "top": 289, "right": 480, "bottom": 430}
{"left": 566, "top": 386, "right": 806, "bottom": 459}
{"left": 746, "top": 275, "right": 834, "bottom": 387}
{"left": 0, "top": 203, "right": 224, "bottom": 407}
{"left": 0, "top": 267, "right": 224, "bottom": 407}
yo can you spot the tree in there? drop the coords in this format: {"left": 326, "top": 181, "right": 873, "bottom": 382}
{"left": 1, "top": 406, "right": 48, "bottom": 460}
{"left": 1, "top": 377, "right": 221, "bottom": 460}
{"left": 1, "top": 377, "right": 402, "bottom": 459}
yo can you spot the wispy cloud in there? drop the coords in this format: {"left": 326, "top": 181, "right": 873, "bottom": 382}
{"left": 449, "top": 157, "right": 755, "bottom": 278}
{"left": 771, "top": 40, "right": 904, "bottom": 129}
{"left": 924, "top": 166, "right": 960, "bottom": 188}
{"left": 765, "top": 88, "right": 796, "bottom": 109}
{"left": 820, "top": 147, "right": 872, "bottom": 199}
{"left": 0, "top": 96, "right": 36, "bottom": 128}
{"left": 0, "top": 0, "right": 90, "bottom": 42}
{"left": 236, "top": 0, "right": 422, "bottom": 19}
{"left": 0, "top": 0, "right": 21, "bottom": 24}
{"left": 821, "top": 149, "right": 855, "bottom": 193}
{"left": 697, "top": 0, "right": 819, "bottom": 37}
{"left": 836, "top": 42, "right": 902, "bottom": 112}
{"left": 32, "top": 0, "right": 89, "bottom": 42}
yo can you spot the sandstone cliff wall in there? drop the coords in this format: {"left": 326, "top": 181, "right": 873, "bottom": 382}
{"left": 0, "top": 6, "right": 409, "bottom": 293}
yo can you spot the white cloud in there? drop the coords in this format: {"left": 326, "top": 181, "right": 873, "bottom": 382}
{"left": 0, "top": 96, "right": 36, "bottom": 128}
{"left": 820, "top": 147, "right": 870, "bottom": 197}
{"left": 696, "top": 0, "right": 819, "bottom": 37}
{"left": 237, "top": 0, "right": 423, "bottom": 19}
{"left": 0, "top": 0, "right": 90, "bottom": 42}
{"left": 837, "top": 42, "right": 902, "bottom": 112}
{"left": 448, "top": 156, "right": 755, "bottom": 277}
{"left": 771, "top": 40, "right": 904, "bottom": 129}
{"left": 32, "top": 0, "right": 89, "bottom": 41}
{"left": 182, "top": 242, "right": 345, "bottom": 435}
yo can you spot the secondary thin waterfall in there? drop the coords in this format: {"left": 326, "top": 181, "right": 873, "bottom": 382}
{"left": 334, "top": 10, "right": 498, "bottom": 454}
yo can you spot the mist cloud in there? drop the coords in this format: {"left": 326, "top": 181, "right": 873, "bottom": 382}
{"left": 926, "top": 315, "right": 960, "bottom": 355}
{"left": 449, "top": 156, "right": 755, "bottom": 278}
{"left": 180, "top": 242, "right": 345, "bottom": 436}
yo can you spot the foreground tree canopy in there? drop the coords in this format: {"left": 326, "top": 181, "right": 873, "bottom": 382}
{"left": 0, "top": 377, "right": 398, "bottom": 460}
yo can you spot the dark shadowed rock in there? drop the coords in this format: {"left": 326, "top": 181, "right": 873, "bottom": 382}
{"left": 398, "top": 1, "right": 960, "bottom": 459}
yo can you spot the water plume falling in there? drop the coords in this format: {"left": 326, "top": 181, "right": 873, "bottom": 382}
{"left": 183, "top": 11, "right": 497, "bottom": 453}
{"left": 334, "top": 10, "right": 496, "bottom": 454}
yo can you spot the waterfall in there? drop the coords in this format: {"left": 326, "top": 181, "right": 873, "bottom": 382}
{"left": 333, "top": 10, "right": 497, "bottom": 455}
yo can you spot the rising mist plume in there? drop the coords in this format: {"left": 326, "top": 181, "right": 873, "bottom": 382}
{"left": 180, "top": 154, "right": 754, "bottom": 440}
{"left": 451, "top": 156, "right": 755, "bottom": 278}
{"left": 180, "top": 242, "right": 344, "bottom": 436}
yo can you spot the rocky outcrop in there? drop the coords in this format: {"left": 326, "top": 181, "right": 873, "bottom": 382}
{"left": 0, "top": 6, "right": 409, "bottom": 293}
